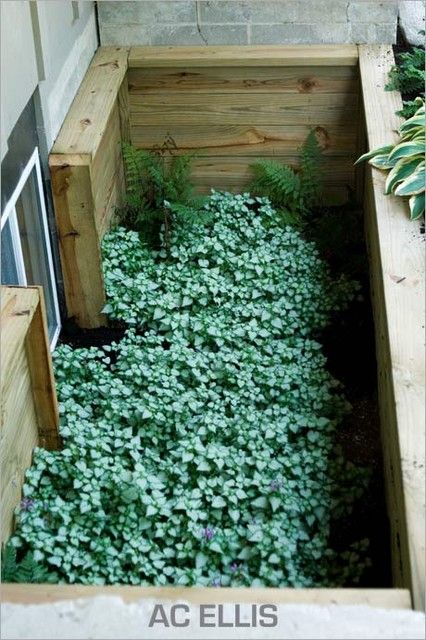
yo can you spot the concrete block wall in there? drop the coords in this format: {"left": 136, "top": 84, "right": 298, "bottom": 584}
{"left": 98, "top": 0, "right": 399, "bottom": 46}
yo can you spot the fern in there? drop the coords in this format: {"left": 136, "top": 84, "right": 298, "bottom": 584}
{"left": 120, "top": 140, "right": 208, "bottom": 252}
{"left": 249, "top": 130, "right": 323, "bottom": 226}
{"left": 1, "top": 542, "right": 57, "bottom": 584}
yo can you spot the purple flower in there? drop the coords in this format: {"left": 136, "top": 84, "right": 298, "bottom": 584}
{"left": 20, "top": 498, "right": 35, "bottom": 512}
{"left": 270, "top": 480, "right": 281, "bottom": 491}
{"left": 211, "top": 577, "right": 221, "bottom": 587}
{"left": 201, "top": 526, "right": 215, "bottom": 541}
{"left": 230, "top": 562, "right": 239, "bottom": 573}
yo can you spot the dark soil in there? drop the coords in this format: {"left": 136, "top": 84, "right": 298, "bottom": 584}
{"left": 313, "top": 202, "right": 392, "bottom": 588}
{"left": 59, "top": 318, "right": 126, "bottom": 350}
{"left": 323, "top": 295, "right": 391, "bottom": 588}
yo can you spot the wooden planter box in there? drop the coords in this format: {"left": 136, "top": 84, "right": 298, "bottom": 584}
{"left": 0, "top": 286, "right": 60, "bottom": 545}
{"left": 2, "top": 46, "right": 424, "bottom": 613}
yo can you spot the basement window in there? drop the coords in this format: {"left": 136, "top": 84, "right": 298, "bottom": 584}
{"left": 1, "top": 148, "right": 61, "bottom": 348}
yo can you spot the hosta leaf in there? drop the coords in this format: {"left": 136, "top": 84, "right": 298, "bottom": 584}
{"left": 399, "top": 115, "right": 425, "bottom": 133}
{"left": 387, "top": 141, "right": 425, "bottom": 163}
{"left": 385, "top": 157, "right": 421, "bottom": 194}
{"left": 368, "top": 154, "right": 396, "bottom": 169}
{"left": 394, "top": 163, "right": 425, "bottom": 196}
{"left": 409, "top": 192, "right": 425, "bottom": 220}
{"left": 354, "top": 145, "right": 393, "bottom": 165}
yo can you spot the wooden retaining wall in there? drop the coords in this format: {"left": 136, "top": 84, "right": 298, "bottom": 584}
{"left": 49, "top": 47, "right": 129, "bottom": 329}
{"left": 359, "top": 45, "right": 425, "bottom": 612}
{"left": 0, "top": 286, "right": 60, "bottom": 545}
{"left": 44, "top": 45, "right": 425, "bottom": 610}
{"left": 128, "top": 45, "right": 360, "bottom": 202}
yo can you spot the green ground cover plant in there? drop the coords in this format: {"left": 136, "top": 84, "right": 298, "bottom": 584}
{"left": 10, "top": 192, "right": 370, "bottom": 587}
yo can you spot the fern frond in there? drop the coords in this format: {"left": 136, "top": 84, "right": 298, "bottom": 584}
{"left": 250, "top": 160, "right": 301, "bottom": 208}
{"left": 1, "top": 542, "right": 58, "bottom": 584}
{"left": 119, "top": 140, "right": 207, "bottom": 251}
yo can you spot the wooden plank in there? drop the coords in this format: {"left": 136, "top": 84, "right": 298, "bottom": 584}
{"left": 0, "top": 286, "right": 60, "bottom": 544}
{"left": 49, "top": 47, "right": 128, "bottom": 328}
{"left": 118, "top": 77, "right": 131, "bottom": 143}
{"left": 194, "top": 182, "right": 351, "bottom": 206}
{"left": 0, "top": 584, "right": 412, "bottom": 609}
{"left": 189, "top": 156, "right": 355, "bottom": 188}
{"left": 359, "top": 45, "right": 425, "bottom": 612}
{"left": 128, "top": 65, "right": 358, "bottom": 94}
{"left": 130, "top": 124, "right": 357, "bottom": 157}
{"left": 25, "top": 287, "right": 60, "bottom": 451}
{"left": 129, "top": 92, "right": 358, "bottom": 126}
{"left": 52, "top": 47, "right": 129, "bottom": 158}
{"left": 49, "top": 162, "right": 106, "bottom": 328}
{"left": 129, "top": 45, "right": 359, "bottom": 68}
{"left": 0, "top": 288, "right": 38, "bottom": 375}
{"left": 90, "top": 103, "right": 125, "bottom": 239}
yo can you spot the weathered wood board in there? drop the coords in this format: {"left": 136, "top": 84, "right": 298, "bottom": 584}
{"left": 128, "top": 46, "right": 359, "bottom": 201}
{"left": 359, "top": 45, "right": 425, "bottom": 612}
{"left": 129, "top": 45, "right": 359, "bottom": 67}
{"left": 1, "top": 584, "right": 412, "bottom": 610}
{"left": 127, "top": 65, "right": 358, "bottom": 94}
{"left": 49, "top": 47, "right": 129, "bottom": 328}
{"left": 0, "top": 286, "right": 60, "bottom": 544}
{"left": 128, "top": 124, "right": 357, "bottom": 157}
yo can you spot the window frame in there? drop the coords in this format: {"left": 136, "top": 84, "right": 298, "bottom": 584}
{"left": 1, "top": 147, "right": 61, "bottom": 349}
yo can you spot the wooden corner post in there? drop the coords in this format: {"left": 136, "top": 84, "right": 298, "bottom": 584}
{"left": 0, "top": 286, "right": 60, "bottom": 544}
{"left": 49, "top": 47, "right": 129, "bottom": 328}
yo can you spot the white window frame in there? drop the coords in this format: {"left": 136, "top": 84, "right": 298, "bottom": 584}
{"left": 1, "top": 147, "right": 61, "bottom": 349}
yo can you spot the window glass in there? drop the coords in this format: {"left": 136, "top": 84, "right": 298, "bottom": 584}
{"left": 15, "top": 167, "right": 57, "bottom": 342}
{"left": 1, "top": 218, "right": 20, "bottom": 285}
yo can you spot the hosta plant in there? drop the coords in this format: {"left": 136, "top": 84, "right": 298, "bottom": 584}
{"left": 10, "top": 193, "right": 370, "bottom": 587}
{"left": 356, "top": 99, "right": 425, "bottom": 220}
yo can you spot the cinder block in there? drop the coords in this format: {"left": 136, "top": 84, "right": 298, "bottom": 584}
{"left": 97, "top": 1, "right": 141, "bottom": 25}
{"left": 375, "top": 22, "right": 397, "bottom": 43}
{"left": 99, "top": 1, "right": 197, "bottom": 25}
{"left": 199, "top": 1, "right": 251, "bottom": 23}
{"left": 351, "top": 21, "right": 396, "bottom": 44}
{"left": 248, "top": 1, "right": 298, "bottom": 23}
{"left": 142, "top": 1, "right": 197, "bottom": 24}
{"left": 151, "top": 23, "right": 248, "bottom": 45}
{"left": 201, "top": 23, "right": 248, "bottom": 44}
{"left": 399, "top": 0, "right": 425, "bottom": 46}
{"left": 350, "top": 22, "right": 378, "bottom": 44}
{"left": 310, "top": 22, "right": 351, "bottom": 43}
{"left": 293, "top": 0, "right": 348, "bottom": 23}
{"left": 348, "top": 1, "right": 398, "bottom": 23}
{"left": 251, "top": 23, "right": 314, "bottom": 44}
{"left": 199, "top": 1, "right": 348, "bottom": 25}
{"left": 99, "top": 23, "right": 151, "bottom": 46}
